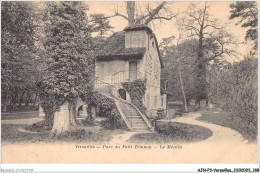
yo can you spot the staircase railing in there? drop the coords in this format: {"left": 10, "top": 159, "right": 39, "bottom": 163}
{"left": 118, "top": 100, "right": 133, "bottom": 128}
{"left": 111, "top": 70, "right": 143, "bottom": 84}
{"left": 94, "top": 76, "right": 154, "bottom": 131}
{"left": 94, "top": 80, "right": 133, "bottom": 130}
{"left": 128, "top": 86, "right": 154, "bottom": 131}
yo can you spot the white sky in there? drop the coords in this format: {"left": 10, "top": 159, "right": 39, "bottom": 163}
{"left": 33, "top": 1, "right": 253, "bottom": 60}
{"left": 85, "top": 1, "right": 251, "bottom": 60}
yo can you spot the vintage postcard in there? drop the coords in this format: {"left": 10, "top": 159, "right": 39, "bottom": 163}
{"left": 1, "top": 1, "right": 258, "bottom": 168}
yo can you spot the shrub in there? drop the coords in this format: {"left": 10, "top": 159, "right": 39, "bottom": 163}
{"left": 56, "top": 129, "right": 87, "bottom": 140}
{"left": 25, "top": 120, "right": 52, "bottom": 132}
{"left": 122, "top": 79, "right": 148, "bottom": 115}
{"left": 100, "top": 109, "right": 128, "bottom": 130}
{"left": 210, "top": 57, "right": 257, "bottom": 139}
{"left": 84, "top": 91, "right": 127, "bottom": 130}
{"left": 128, "top": 121, "right": 213, "bottom": 143}
{"left": 81, "top": 118, "right": 95, "bottom": 126}
{"left": 155, "top": 121, "right": 213, "bottom": 141}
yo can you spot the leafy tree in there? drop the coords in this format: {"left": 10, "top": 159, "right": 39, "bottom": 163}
{"left": 104, "top": 1, "right": 178, "bottom": 27}
{"left": 90, "top": 13, "right": 114, "bottom": 36}
{"left": 160, "top": 38, "right": 198, "bottom": 108}
{"left": 39, "top": 2, "right": 93, "bottom": 133}
{"left": 180, "top": 2, "right": 235, "bottom": 108}
{"left": 1, "top": 2, "right": 38, "bottom": 112}
{"left": 230, "top": 1, "right": 258, "bottom": 50}
{"left": 210, "top": 57, "right": 257, "bottom": 139}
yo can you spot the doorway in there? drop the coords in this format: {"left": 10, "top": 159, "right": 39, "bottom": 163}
{"left": 118, "top": 89, "right": 126, "bottom": 100}
{"left": 129, "top": 61, "right": 137, "bottom": 81}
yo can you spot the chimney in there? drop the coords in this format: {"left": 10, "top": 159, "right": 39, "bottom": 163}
{"left": 124, "top": 25, "right": 152, "bottom": 49}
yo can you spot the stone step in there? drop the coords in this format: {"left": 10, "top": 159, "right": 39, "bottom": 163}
{"left": 125, "top": 115, "right": 141, "bottom": 117}
{"left": 128, "top": 118, "right": 144, "bottom": 121}
{"left": 132, "top": 125, "right": 148, "bottom": 128}
{"left": 134, "top": 130, "right": 150, "bottom": 132}
{"left": 125, "top": 111, "right": 138, "bottom": 113}
{"left": 132, "top": 125, "right": 147, "bottom": 128}
{"left": 127, "top": 115, "right": 139, "bottom": 117}
{"left": 130, "top": 120, "right": 146, "bottom": 125}
{"left": 126, "top": 117, "right": 143, "bottom": 120}
{"left": 119, "top": 100, "right": 150, "bottom": 132}
{"left": 124, "top": 110, "right": 138, "bottom": 113}
{"left": 121, "top": 109, "right": 137, "bottom": 113}
{"left": 130, "top": 122, "right": 146, "bottom": 125}
{"left": 133, "top": 127, "right": 150, "bottom": 131}
{"left": 130, "top": 123, "right": 146, "bottom": 126}
{"left": 121, "top": 108, "right": 136, "bottom": 111}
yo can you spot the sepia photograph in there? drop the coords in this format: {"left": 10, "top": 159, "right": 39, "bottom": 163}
{"left": 1, "top": 0, "right": 258, "bottom": 169}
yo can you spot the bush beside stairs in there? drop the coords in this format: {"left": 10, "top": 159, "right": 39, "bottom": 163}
{"left": 98, "top": 86, "right": 153, "bottom": 132}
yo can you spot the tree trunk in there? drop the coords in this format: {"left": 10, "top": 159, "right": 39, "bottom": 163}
{"left": 2, "top": 105, "right": 7, "bottom": 112}
{"left": 69, "top": 102, "right": 76, "bottom": 126}
{"left": 187, "top": 100, "right": 190, "bottom": 107}
{"left": 195, "top": 99, "right": 201, "bottom": 110}
{"left": 82, "top": 105, "right": 88, "bottom": 118}
{"left": 126, "top": 1, "right": 135, "bottom": 26}
{"left": 51, "top": 102, "right": 75, "bottom": 134}
{"left": 33, "top": 91, "right": 38, "bottom": 106}
{"left": 19, "top": 91, "right": 25, "bottom": 107}
{"left": 25, "top": 91, "right": 32, "bottom": 106}
{"left": 86, "top": 104, "right": 96, "bottom": 124}
{"left": 179, "top": 67, "right": 188, "bottom": 112}
{"left": 13, "top": 87, "right": 18, "bottom": 109}
{"left": 2, "top": 98, "right": 8, "bottom": 112}
{"left": 39, "top": 102, "right": 45, "bottom": 117}
{"left": 10, "top": 87, "right": 18, "bottom": 111}
{"left": 195, "top": 3, "right": 208, "bottom": 110}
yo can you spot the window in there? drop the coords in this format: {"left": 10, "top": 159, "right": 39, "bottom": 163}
{"left": 152, "top": 41, "right": 155, "bottom": 48}
{"left": 154, "top": 96, "right": 157, "bottom": 108}
{"left": 146, "top": 94, "right": 150, "bottom": 108}
{"left": 99, "top": 63, "right": 105, "bottom": 77}
{"left": 154, "top": 60, "right": 159, "bottom": 85}
{"left": 146, "top": 55, "right": 153, "bottom": 83}
{"left": 148, "top": 36, "right": 150, "bottom": 50}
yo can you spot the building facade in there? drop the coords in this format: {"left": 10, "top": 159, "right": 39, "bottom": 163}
{"left": 95, "top": 25, "right": 166, "bottom": 118}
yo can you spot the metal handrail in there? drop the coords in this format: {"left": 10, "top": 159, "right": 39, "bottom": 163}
{"left": 131, "top": 86, "right": 154, "bottom": 119}
{"left": 94, "top": 78, "right": 118, "bottom": 96}
{"left": 111, "top": 70, "right": 143, "bottom": 77}
{"left": 111, "top": 70, "right": 143, "bottom": 84}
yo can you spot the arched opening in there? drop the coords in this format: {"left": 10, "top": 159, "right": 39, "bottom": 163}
{"left": 91, "top": 106, "right": 96, "bottom": 118}
{"left": 77, "top": 105, "right": 83, "bottom": 117}
{"left": 118, "top": 89, "right": 126, "bottom": 100}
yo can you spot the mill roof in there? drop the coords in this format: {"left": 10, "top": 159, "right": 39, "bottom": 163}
{"left": 95, "top": 31, "right": 146, "bottom": 61}
{"left": 95, "top": 25, "right": 163, "bottom": 68}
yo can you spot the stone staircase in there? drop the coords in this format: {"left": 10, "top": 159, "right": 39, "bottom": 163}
{"left": 118, "top": 100, "right": 151, "bottom": 132}
{"left": 95, "top": 83, "right": 152, "bottom": 132}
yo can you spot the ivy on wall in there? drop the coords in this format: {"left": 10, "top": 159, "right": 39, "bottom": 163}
{"left": 122, "top": 79, "right": 148, "bottom": 116}
{"left": 81, "top": 91, "right": 127, "bottom": 129}
{"left": 37, "top": 82, "right": 127, "bottom": 130}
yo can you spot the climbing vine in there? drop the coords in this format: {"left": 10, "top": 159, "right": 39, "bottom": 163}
{"left": 37, "top": 81, "right": 77, "bottom": 130}
{"left": 81, "top": 91, "right": 127, "bottom": 129}
{"left": 122, "top": 79, "right": 147, "bottom": 115}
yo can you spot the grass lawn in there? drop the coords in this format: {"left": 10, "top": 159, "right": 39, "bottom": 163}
{"left": 2, "top": 120, "right": 125, "bottom": 144}
{"left": 1, "top": 111, "right": 39, "bottom": 120}
{"left": 128, "top": 121, "right": 213, "bottom": 144}
{"left": 197, "top": 110, "right": 256, "bottom": 141}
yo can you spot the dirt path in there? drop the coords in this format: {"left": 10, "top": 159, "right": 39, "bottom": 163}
{"left": 161, "top": 112, "right": 247, "bottom": 144}
{"left": 109, "top": 131, "right": 139, "bottom": 145}
{"left": 2, "top": 112, "right": 258, "bottom": 163}
{"left": 158, "top": 112, "right": 257, "bottom": 163}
